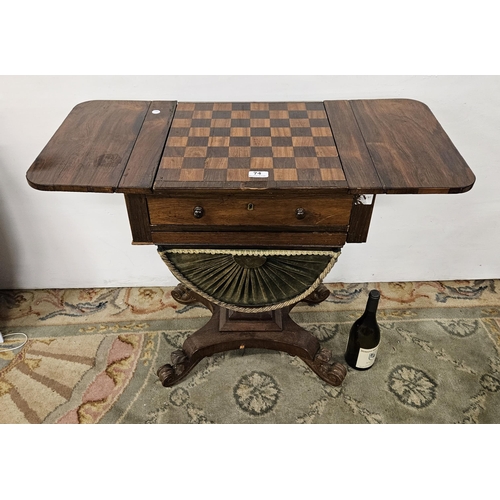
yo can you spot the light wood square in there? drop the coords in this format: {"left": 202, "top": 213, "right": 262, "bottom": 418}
{"left": 272, "top": 147, "right": 295, "bottom": 157}
{"left": 171, "top": 119, "right": 192, "bottom": 128}
{"left": 250, "top": 157, "right": 273, "bottom": 170}
{"left": 315, "top": 146, "right": 339, "bottom": 157}
{"left": 250, "top": 119, "right": 271, "bottom": 127}
{"left": 230, "top": 127, "right": 251, "bottom": 136}
{"left": 292, "top": 136, "right": 315, "bottom": 147}
{"left": 273, "top": 169, "right": 298, "bottom": 181}
{"left": 227, "top": 169, "right": 252, "bottom": 181}
{"left": 311, "top": 127, "right": 332, "bottom": 136}
{"left": 184, "top": 147, "right": 207, "bottom": 157}
{"left": 166, "top": 136, "right": 188, "bottom": 147}
{"left": 306, "top": 110, "right": 325, "bottom": 119}
{"left": 289, "top": 119, "right": 310, "bottom": 128}
{"left": 229, "top": 147, "right": 251, "bottom": 157}
{"left": 205, "top": 158, "right": 228, "bottom": 169}
{"left": 270, "top": 127, "right": 292, "bottom": 137}
{"left": 250, "top": 103, "right": 269, "bottom": 110}
{"left": 213, "top": 103, "right": 232, "bottom": 111}
{"left": 177, "top": 103, "right": 195, "bottom": 111}
{"left": 211, "top": 119, "right": 231, "bottom": 127}
{"left": 208, "top": 136, "right": 230, "bottom": 147}
{"left": 250, "top": 137, "right": 272, "bottom": 147}
{"left": 179, "top": 169, "right": 205, "bottom": 181}
{"left": 160, "top": 157, "right": 183, "bottom": 169}
{"left": 287, "top": 103, "right": 307, "bottom": 110}
{"left": 192, "top": 110, "right": 212, "bottom": 119}
{"left": 320, "top": 168, "right": 346, "bottom": 181}
{"left": 231, "top": 111, "right": 251, "bottom": 119}
{"left": 189, "top": 127, "right": 211, "bottom": 137}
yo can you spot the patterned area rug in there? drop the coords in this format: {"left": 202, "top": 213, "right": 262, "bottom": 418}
{"left": 1, "top": 280, "right": 499, "bottom": 424}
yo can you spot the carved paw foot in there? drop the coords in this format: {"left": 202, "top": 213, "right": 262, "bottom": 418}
{"left": 156, "top": 349, "right": 192, "bottom": 387}
{"left": 303, "top": 348, "right": 347, "bottom": 386}
{"left": 317, "top": 360, "right": 347, "bottom": 386}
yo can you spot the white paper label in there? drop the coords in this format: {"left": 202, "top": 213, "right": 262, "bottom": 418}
{"left": 249, "top": 171, "right": 269, "bottom": 178}
{"left": 356, "top": 345, "right": 379, "bottom": 369}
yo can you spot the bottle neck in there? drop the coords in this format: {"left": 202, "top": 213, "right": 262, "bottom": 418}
{"left": 364, "top": 290, "right": 380, "bottom": 315}
{"left": 365, "top": 299, "right": 379, "bottom": 314}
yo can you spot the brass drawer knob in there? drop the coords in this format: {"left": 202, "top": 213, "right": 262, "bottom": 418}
{"left": 193, "top": 206, "right": 204, "bottom": 219}
{"left": 295, "top": 207, "right": 306, "bottom": 220}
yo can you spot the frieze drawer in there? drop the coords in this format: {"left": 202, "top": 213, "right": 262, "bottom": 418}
{"left": 147, "top": 195, "right": 353, "bottom": 230}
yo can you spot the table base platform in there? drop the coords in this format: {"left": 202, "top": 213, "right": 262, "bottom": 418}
{"left": 156, "top": 283, "right": 347, "bottom": 387}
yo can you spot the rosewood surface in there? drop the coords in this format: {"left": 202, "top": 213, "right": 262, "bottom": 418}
{"left": 27, "top": 101, "right": 150, "bottom": 193}
{"left": 27, "top": 99, "right": 475, "bottom": 195}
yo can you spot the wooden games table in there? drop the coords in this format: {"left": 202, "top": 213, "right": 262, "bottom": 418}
{"left": 27, "top": 98, "right": 475, "bottom": 388}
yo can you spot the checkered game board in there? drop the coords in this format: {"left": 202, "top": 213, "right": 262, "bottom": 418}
{"left": 153, "top": 102, "right": 347, "bottom": 189}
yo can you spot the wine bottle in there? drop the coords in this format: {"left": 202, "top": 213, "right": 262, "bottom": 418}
{"left": 344, "top": 289, "right": 381, "bottom": 370}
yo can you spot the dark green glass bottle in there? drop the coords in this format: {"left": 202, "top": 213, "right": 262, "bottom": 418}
{"left": 344, "top": 290, "right": 381, "bottom": 370}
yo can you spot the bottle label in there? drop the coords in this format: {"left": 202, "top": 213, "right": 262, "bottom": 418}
{"left": 356, "top": 345, "right": 379, "bottom": 369}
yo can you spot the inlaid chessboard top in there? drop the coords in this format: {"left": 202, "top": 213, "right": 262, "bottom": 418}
{"left": 153, "top": 101, "right": 347, "bottom": 190}
{"left": 26, "top": 99, "right": 475, "bottom": 195}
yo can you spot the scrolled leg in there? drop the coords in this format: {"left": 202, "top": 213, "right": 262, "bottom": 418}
{"left": 157, "top": 364, "right": 176, "bottom": 386}
{"left": 156, "top": 349, "right": 200, "bottom": 387}
{"left": 300, "top": 283, "right": 330, "bottom": 305}
{"left": 171, "top": 283, "right": 198, "bottom": 305}
{"left": 171, "top": 283, "right": 214, "bottom": 311}
{"left": 302, "top": 347, "right": 347, "bottom": 386}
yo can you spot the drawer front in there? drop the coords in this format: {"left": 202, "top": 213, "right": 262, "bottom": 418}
{"left": 147, "top": 195, "right": 353, "bottom": 229}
